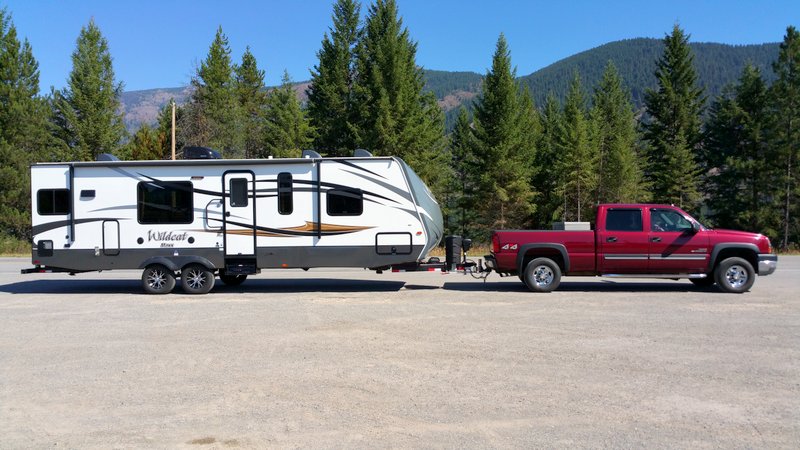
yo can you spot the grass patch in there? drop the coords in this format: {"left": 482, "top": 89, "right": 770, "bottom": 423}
{"left": 0, "top": 234, "right": 30, "bottom": 257}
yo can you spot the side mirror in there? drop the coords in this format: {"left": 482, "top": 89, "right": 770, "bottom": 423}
{"left": 691, "top": 222, "right": 701, "bottom": 233}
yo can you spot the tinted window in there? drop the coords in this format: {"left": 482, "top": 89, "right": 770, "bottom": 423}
{"left": 37, "top": 189, "right": 70, "bottom": 215}
{"left": 230, "top": 178, "right": 248, "bottom": 207}
{"left": 651, "top": 209, "right": 693, "bottom": 232}
{"left": 327, "top": 188, "right": 363, "bottom": 216}
{"left": 137, "top": 181, "right": 193, "bottom": 224}
{"left": 278, "top": 172, "right": 292, "bottom": 215}
{"left": 606, "top": 209, "right": 642, "bottom": 232}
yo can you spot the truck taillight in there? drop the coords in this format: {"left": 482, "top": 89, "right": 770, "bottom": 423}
{"left": 492, "top": 234, "right": 499, "bottom": 253}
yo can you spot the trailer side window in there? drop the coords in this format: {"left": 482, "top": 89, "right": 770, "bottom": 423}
{"left": 278, "top": 172, "right": 292, "bottom": 215}
{"left": 37, "top": 189, "right": 70, "bottom": 215}
{"left": 230, "top": 178, "right": 248, "bottom": 207}
{"left": 606, "top": 209, "right": 642, "bottom": 232}
{"left": 137, "top": 181, "right": 193, "bottom": 224}
{"left": 327, "top": 188, "right": 363, "bottom": 216}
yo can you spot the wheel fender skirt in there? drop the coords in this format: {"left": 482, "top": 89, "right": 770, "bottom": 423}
{"left": 138, "top": 256, "right": 216, "bottom": 271}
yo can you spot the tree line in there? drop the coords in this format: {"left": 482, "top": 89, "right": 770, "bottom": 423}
{"left": 0, "top": 1, "right": 798, "bottom": 249}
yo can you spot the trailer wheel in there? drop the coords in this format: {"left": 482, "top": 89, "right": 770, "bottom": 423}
{"left": 181, "top": 264, "right": 215, "bottom": 294}
{"left": 142, "top": 264, "right": 176, "bottom": 294}
{"left": 523, "top": 258, "right": 561, "bottom": 293}
{"left": 714, "top": 257, "right": 755, "bottom": 293}
{"left": 220, "top": 272, "right": 247, "bottom": 286}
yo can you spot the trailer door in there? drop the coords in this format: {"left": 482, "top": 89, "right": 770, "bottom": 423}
{"left": 223, "top": 171, "right": 256, "bottom": 257}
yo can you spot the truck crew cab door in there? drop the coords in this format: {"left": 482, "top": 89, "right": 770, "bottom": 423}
{"left": 597, "top": 207, "right": 649, "bottom": 274}
{"left": 222, "top": 171, "right": 256, "bottom": 257}
{"left": 647, "top": 207, "right": 709, "bottom": 274}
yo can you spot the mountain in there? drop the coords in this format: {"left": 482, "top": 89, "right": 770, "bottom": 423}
{"left": 119, "top": 38, "right": 781, "bottom": 132}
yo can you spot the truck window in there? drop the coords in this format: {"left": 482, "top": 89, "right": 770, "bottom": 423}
{"left": 37, "top": 189, "right": 70, "bottom": 215}
{"left": 137, "top": 181, "right": 193, "bottom": 224}
{"left": 278, "top": 172, "right": 293, "bottom": 215}
{"left": 651, "top": 209, "right": 692, "bottom": 232}
{"left": 606, "top": 209, "right": 642, "bottom": 232}
{"left": 327, "top": 188, "right": 363, "bottom": 216}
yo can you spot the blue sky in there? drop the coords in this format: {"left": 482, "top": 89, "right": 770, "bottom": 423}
{"left": 3, "top": 0, "right": 799, "bottom": 92}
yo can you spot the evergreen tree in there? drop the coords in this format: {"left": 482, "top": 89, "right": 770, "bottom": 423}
{"left": 352, "top": 0, "right": 447, "bottom": 197}
{"left": 260, "top": 71, "right": 314, "bottom": 158}
{"left": 125, "top": 123, "right": 163, "bottom": 160}
{"left": 234, "top": 46, "right": 267, "bottom": 158}
{"left": 532, "top": 93, "right": 563, "bottom": 227}
{"left": 308, "top": 0, "right": 360, "bottom": 157}
{"left": 591, "top": 61, "right": 649, "bottom": 203}
{"left": 642, "top": 25, "right": 705, "bottom": 209}
{"left": 51, "top": 19, "right": 126, "bottom": 161}
{"left": 447, "top": 107, "right": 480, "bottom": 237}
{"left": 704, "top": 65, "right": 779, "bottom": 237}
{"left": 556, "top": 73, "right": 597, "bottom": 222}
{"left": 183, "top": 26, "right": 241, "bottom": 157}
{"left": 770, "top": 26, "right": 800, "bottom": 249}
{"left": 0, "top": 9, "right": 62, "bottom": 239}
{"left": 471, "top": 34, "right": 536, "bottom": 233}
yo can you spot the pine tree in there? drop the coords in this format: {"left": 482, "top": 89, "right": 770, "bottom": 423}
{"left": 307, "top": 0, "right": 360, "bottom": 157}
{"left": 704, "top": 64, "right": 779, "bottom": 237}
{"left": 125, "top": 124, "right": 163, "bottom": 160}
{"left": 183, "top": 26, "right": 241, "bottom": 157}
{"left": 556, "top": 73, "right": 597, "bottom": 222}
{"left": 448, "top": 107, "right": 481, "bottom": 237}
{"left": 260, "top": 71, "right": 314, "bottom": 158}
{"left": 234, "top": 46, "right": 267, "bottom": 158}
{"left": 642, "top": 25, "right": 705, "bottom": 209}
{"left": 532, "top": 93, "right": 564, "bottom": 227}
{"left": 51, "top": 19, "right": 126, "bottom": 161}
{"left": 591, "top": 61, "right": 649, "bottom": 203}
{"left": 471, "top": 34, "right": 536, "bottom": 233}
{"left": 770, "top": 26, "right": 800, "bottom": 249}
{"left": 352, "top": 0, "right": 447, "bottom": 197}
{"left": 0, "top": 9, "right": 63, "bottom": 239}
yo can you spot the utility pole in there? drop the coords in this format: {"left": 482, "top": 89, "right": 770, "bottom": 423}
{"left": 171, "top": 100, "right": 176, "bottom": 160}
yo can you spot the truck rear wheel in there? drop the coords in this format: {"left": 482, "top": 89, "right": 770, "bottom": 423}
{"left": 714, "top": 257, "right": 755, "bottom": 293}
{"left": 523, "top": 258, "right": 561, "bottom": 292}
{"left": 181, "top": 263, "right": 215, "bottom": 294}
{"left": 142, "top": 264, "right": 176, "bottom": 294}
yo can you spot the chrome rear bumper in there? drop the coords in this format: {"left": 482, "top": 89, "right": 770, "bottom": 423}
{"left": 758, "top": 254, "right": 778, "bottom": 276}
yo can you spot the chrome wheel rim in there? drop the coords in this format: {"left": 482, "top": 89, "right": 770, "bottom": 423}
{"left": 147, "top": 269, "right": 167, "bottom": 290}
{"left": 724, "top": 264, "right": 748, "bottom": 289}
{"left": 186, "top": 268, "right": 207, "bottom": 290}
{"left": 533, "top": 265, "right": 554, "bottom": 287}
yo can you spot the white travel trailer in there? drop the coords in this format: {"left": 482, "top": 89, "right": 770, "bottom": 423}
{"left": 24, "top": 150, "right": 444, "bottom": 294}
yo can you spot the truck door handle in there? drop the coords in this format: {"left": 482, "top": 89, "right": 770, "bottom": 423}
{"left": 606, "top": 237, "right": 617, "bottom": 243}
{"left": 651, "top": 237, "right": 661, "bottom": 242}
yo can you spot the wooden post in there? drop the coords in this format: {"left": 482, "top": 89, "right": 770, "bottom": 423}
{"left": 171, "top": 100, "right": 176, "bottom": 160}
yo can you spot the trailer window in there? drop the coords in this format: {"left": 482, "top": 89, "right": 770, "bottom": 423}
{"left": 230, "top": 178, "right": 248, "bottom": 207}
{"left": 37, "top": 189, "right": 70, "bottom": 215}
{"left": 606, "top": 209, "right": 642, "bottom": 232}
{"left": 327, "top": 188, "right": 363, "bottom": 216}
{"left": 278, "top": 172, "right": 293, "bottom": 215}
{"left": 137, "top": 181, "right": 193, "bottom": 224}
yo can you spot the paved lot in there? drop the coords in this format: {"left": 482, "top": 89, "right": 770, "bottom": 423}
{"left": 0, "top": 256, "right": 798, "bottom": 448}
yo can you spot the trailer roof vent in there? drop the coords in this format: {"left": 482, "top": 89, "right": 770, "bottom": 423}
{"left": 354, "top": 149, "right": 373, "bottom": 157}
{"left": 96, "top": 153, "right": 120, "bottom": 161}
{"left": 183, "top": 146, "right": 221, "bottom": 160}
{"left": 302, "top": 149, "right": 322, "bottom": 159}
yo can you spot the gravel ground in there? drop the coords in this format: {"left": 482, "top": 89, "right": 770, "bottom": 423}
{"left": 0, "top": 256, "right": 798, "bottom": 448}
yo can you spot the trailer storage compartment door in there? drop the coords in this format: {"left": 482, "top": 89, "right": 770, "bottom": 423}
{"left": 102, "top": 220, "right": 120, "bottom": 256}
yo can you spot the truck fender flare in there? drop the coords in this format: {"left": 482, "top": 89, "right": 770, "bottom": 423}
{"left": 516, "top": 243, "right": 570, "bottom": 274}
{"left": 708, "top": 243, "right": 759, "bottom": 271}
{"left": 138, "top": 256, "right": 217, "bottom": 272}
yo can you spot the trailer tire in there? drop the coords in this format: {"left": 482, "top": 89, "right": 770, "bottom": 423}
{"left": 714, "top": 257, "right": 755, "bottom": 293}
{"left": 523, "top": 258, "right": 561, "bottom": 293}
{"left": 220, "top": 272, "right": 247, "bottom": 286}
{"left": 142, "top": 264, "right": 176, "bottom": 294}
{"left": 181, "top": 263, "right": 215, "bottom": 294}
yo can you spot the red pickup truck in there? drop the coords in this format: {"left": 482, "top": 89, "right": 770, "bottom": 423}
{"left": 483, "top": 204, "right": 777, "bottom": 293}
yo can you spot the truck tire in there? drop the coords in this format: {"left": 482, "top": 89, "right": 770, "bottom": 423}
{"left": 219, "top": 272, "right": 247, "bottom": 286}
{"left": 523, "top": 258, "right": 561, "bottom": 293}
{"left": 714, "top": 257, "right": 755, "bottom": 293}
{"left": 181, "top": 263, "right": 215, "bottom": 294}
{"left": 142, "top": 264, "right": 176, "bottom": 294}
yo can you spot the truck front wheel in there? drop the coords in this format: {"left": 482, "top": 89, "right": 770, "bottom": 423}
{"left": 714, "top": 257, "right": 755, "bottom": 293}
{"left": 523, "top": 258, "right": 561, "bottom": 293}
